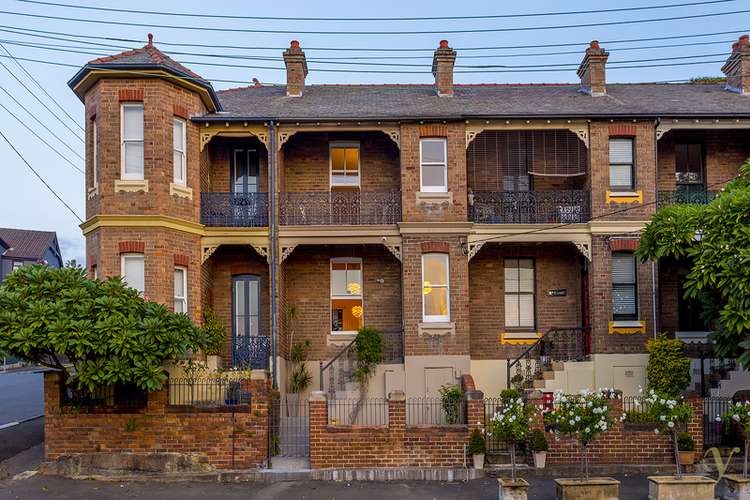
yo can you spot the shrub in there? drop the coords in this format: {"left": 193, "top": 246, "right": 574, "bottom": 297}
{"left": 468, "top": 427, "right": 486, "bottom": 455}
{"left": 439, "top": 383, "right": 464, "bottom": 424}
{"left": 529, "top": 429, "right": 549, "bottom": 452}
{"left": 288, "top": 340, "right": 312, "bottom": 394}
{"left": 646, "top": 334, "right": 691, "bottom": 397}
{"left": 489, "top": 389, "right": 532, "bottom": 481}
{"left": 201, "top": 308, "right": 225, "bottom": 356}
{"left": 720, "top": 400, "right": 750, "bottom": 478}
{"left": 677, "top": 432, "right": 695, "bottom": 452}
{"left": 351, "top": 327, "right": 383, "bottom": 387}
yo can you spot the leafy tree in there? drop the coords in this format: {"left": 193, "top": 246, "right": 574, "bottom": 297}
{"left": 646, "top": 335, "right": 691, "bottom": 397}
{"left": 637, "top": 158, "right": 750, "bottom": 367}
{"left": 350, "top": 326, "right": 383, "bottom": 388}
{"left": 0, "top": 265, "right": 208, "bottom": 392}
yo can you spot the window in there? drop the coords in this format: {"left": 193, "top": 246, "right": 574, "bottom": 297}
{"left": 121, "top": 104, "right": 144, "bottom": 180}
{"left": 174, "top": 266, "right": 187, "bottom": 313}
{"left": 121, "top": 253, "right": 144, "bottom": 294}
{"left": 422, "top": 253, "right": 450, "bottom": 322}
{"left": 420, "top": 138, "right": 448, "bottom": 192}
{"left": 91, "top": 265, "right": 98, "bottom": 280}
{"left": 92, "top": 120, "right": 98, "bottom": 189}
{"left": 675, "top": 143, "right": 703, "bottom": 186}
{"left": 12, "top": 261, "right": 23, "bottom": 271}
{"left": 173, "top": 118, "right": 186, "bottom": 185}
{"left": 612, "top": 252, "right": 637, "bottom": 320}
{"left": 330, "top": 258, "right": 363, "bottom": 333}
{"left": 609, "top": 138, "right": 634, "bottom": 190}
{"left": 330, "top": 142, "right": 360, "bottom": 188}
{"left": 504, "top": 258, "right": 535, "bottom": 330}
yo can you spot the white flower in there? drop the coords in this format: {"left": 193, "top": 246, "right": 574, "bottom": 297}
{"left": 654, "top": 429, "right": 660, "bottom": 434}
{"left": 733, "top": 414, "right": 741, "bottom": 422}
{"left": 660, "top": 415, "right": 666, "bottom": 421}
{"left": 667, "top": 421, "right": 675, "bottom": 428}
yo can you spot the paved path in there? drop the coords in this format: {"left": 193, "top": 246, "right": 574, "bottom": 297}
{"left": 0, "top": 370, "right": 44, "bottom": 426}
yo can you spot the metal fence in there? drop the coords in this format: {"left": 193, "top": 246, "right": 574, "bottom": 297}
{"left": 470, "top": 190, "right": 590, "bottom": 224}
{"left": 168, "top": 378, "right": 251, "bottom": 408}
{"left": 406, "top": 397, "right": 466, "bottom": 426}
{"left": 279, "top": 191, "right": 402, "bottom": 225}
{"left": 270, "top": 397, "right": 310, "bottom": 458}
{"left": 200, "top": 192, "right": 269, "bottom": 227}
{"left": 703, "top": 397, "right": 743, "bottom": 449}
{"left": 657, "top": 190, "right": 719, "bottom": 209}
{"left": 621, "top": 396, "right": 658, "bottom": 421}
{"left": 61, "top": 383, "right": 147, "bottom": 409}
{"left": 328, "top": 398, "right": 389, "bottom": 426}
{"left": 484, "top": 397, "right": 506, "bottom": 453}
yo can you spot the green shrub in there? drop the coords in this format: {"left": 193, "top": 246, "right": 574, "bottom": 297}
{"left": 201, "top": 308, "right": 225, "bottom": 356}
{"left": 439, "top": 383, "right": 464, "bottom": 425}
{"left": 677, "top": 432, "right": 695, "bottom": 452}
{"left": 623, "top": 409, "right": 657, "bottom": 423}
{"left": 646, "top": 334, "right": 691, "bottom": 397}
{"left": 529, "top": 429, "right": 549, "bottom": 452}
{"left": 289, "top": 340, "right": 312, "bottom": 394}
{"left": 468, "top": 428, "right": 486, "bottom": 455}
{"left": 351, "top": 327, "right": 383, "bottom": 387}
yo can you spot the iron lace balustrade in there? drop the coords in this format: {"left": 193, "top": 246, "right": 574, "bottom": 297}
{"left": 233, "top": 335, "right": 270, "bottom": 370}
{"left": 657, "top": 190, "right": 718, "bottom": 209}
{"left": 280, "top": 191, "right": 402, "bottom": 225}
{"left": 506, "top": 327, "right": 588, "bottom": 391}
{"left": 201, "top": 192, "right": 269, "bottom": 227}
{"left": 470, "top": 190, "right": 590, "bottom": 224}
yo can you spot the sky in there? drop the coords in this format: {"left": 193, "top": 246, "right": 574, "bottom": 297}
{"left": 0, "top": 0, "right": 746, "bottom": 265}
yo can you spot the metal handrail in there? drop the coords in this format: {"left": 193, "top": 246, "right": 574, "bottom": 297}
{"left": 319, "top": 338, "right": 357, "bottom": 392}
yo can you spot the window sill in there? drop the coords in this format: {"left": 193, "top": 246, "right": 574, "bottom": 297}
{"left": 169, "top": 182, "right": 193, "bottom": 200}
{"left": 115, "top": 179, "right": 149, "bottom": 193}
{"left": 609, "top": 320, "right": 646, "bottom": 335}
{"left": 606, "top": 190, "right": 642, "bottom": 203}
{"left": 418, "top": 322, "right": 454, "bottom": 337}
{"left": 675, "top": 331, "right": 712, "bottom": 344}
{"left": 87, "top": 185, "right": 99, "bottom": 200}
{"left": 328, "top": 332, "right": 357, "bottom": 346}
{"left": 500, "top": 331, "right": 540, "bottom": 345}
{"left": 416, "top": 191, "right": 453, "bottom": 206}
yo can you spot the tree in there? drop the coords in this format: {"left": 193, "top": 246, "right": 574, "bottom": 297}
{"left": 0, "top": 265, "right": 208, "bottom": 392}
{"left": 488, "top": 388, "right": 531, "bottom": 481}
{"left": 637, "top": 158, "right": 750, "bottom": 367}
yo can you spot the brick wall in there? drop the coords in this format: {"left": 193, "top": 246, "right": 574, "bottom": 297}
{"left": 43, "top": 372, "right": 270, "bottom": 470}
{"left": 469, "top": 243, "right": 583, "bottom": 360}
{"left": 309, "top": 389, "right": 484, "bottom": 469}
{"left": 529, "top": 394, "right": 703, "bottom": 465}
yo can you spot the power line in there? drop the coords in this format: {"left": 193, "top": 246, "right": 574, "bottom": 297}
{"left": 0, "top": 128, "right": 83, "bottom": 223}
{"left": 0, "top": 42, "right": 84, "bottom": 132}
{"left": 0, "top": 95, "right": 83, "bottom": 173}
{"left": 1, "top": 7, "right": 748, "bottom": 36}
{"left": 13, "top": 0, "right": 739, "bottom": 22}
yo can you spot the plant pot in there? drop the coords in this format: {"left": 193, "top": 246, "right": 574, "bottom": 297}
{"left": 554, "top": 477, "right": 619, "bottom": 500}
{"left": 647, "top": 475, "right": 715, "bottom": 500}
{"left": 679, "top": 450, "right": 695, "bottom": 466}
{"left": 533, "top": 451, "right": 547, "bottom": 469}
{"left": 498, "top": 477, "right": 528, "bottom": 500}
{"left": 472, "top": 453, "right": 485, "bottom": 470}
{"left": 723, "top": 474, "right": 750, "bottom": 500}
{"left": 206, "top": 355, "right": 221, "bottom": 372}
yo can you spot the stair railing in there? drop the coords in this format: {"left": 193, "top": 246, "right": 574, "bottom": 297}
{"left": 506, "top": 327, "right": 588, "bottom": 390}
{"left": 319, "top": 338, "right": 357, "bottom": 399}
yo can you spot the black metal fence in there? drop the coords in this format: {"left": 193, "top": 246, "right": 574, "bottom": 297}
{"left": 279, "top": 191, "right": 402, "bottom": 225}
{"left": 328, "top": 398, "right": 389, "bottom": 426}
{"left": 484, "top": 397, "right": 506, "bottom": 453}
{"left": 200, "top": 192, "right": 269, "bottom": 227}
{"left": 168, "top": 377, "right": 251, "bottom": 408}
{"left": 703, "top": 397, "right": 743, "bottom": 449}
{"left": 61, "top": 383, "right": 147, "bottom": 409}
{"left": 470, "top": 190, "right": 590, "bottom": 224}
{"left": 270, "top": 397, "right": 310, "bottom": 458}
{"left": 232, "top": 335, "right": 270, "bottom": 370}
{"left": 406, "top": 397, "right": 466, "bottom": 426}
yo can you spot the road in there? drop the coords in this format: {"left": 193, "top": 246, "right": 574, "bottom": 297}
{"left": 0, "top": 369, "right": 45, "bottom": 462}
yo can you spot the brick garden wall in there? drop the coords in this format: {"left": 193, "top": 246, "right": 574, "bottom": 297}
{"left": 44, "top": 372, "right": 270, "bottom": 470}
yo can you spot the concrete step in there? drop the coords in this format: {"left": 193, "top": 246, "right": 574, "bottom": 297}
{"left": 550, "top": 361, "right": 565, "bottom": 371}
{"left": 542, "top": 370, "right": 556, "bottom": 381}
{"left": 532, "top": 378, "right": 546, "bottom": 389}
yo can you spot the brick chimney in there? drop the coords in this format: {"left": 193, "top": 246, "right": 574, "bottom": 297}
{"left": 432, "top": 40, "right": 457, "bottom": 96}
{"left": 283, "top": 40, "right": 308, "bottom": 97}
{"left": 721, "top": 34, "right": 750, "bottom": 94}
{"left": 577, "top": 40, "right": 609, "bottom": 96}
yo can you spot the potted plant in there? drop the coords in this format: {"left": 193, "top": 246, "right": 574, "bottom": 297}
{"left": 677, "top": 432, "right": 695, "bottom": 465}
{"left": 543, "top": 388, "right": 620, "bottom": 499}
{"left": 201, "top": 308, "right": 225, "bottom": 372}
{"left": 530, "top": 429, "right": 549, "bottom": 469}
{"left": 719, "top": 400, "right": 750, "bottom": 499}
{"left": 645, "top": 389, "right": 716, "bottom": 500}
{"left": 489, "top": 389, "right": 531, "bottom": 499}
{"left": 468, "top": 427, "right": 486, "bottom": 469}
{"left": 286, "top": 340, "right": 312, "bottom": 416}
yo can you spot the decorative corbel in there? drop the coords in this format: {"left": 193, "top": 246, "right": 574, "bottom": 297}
{"left": 250, "top": 245, "right": 269, "bottom": 262}
{"left": 280, "top": 245, "right": 297, "bottom": 262}
{"left": 467, "top": 241, "right": 485, "bottom": 261}
{"left": 383, "top": 243, "right": 402, "bottom": 261}
{"left": 573, "top": 242, "right": 591, "bottom": 261}
{"left": 201, "top": 245, "right": 219, "bottom": 264}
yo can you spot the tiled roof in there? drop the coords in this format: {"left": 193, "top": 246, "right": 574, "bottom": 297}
{"left": 201, "top": 82, "right": 750, "bottom": 121}
{"left": 0, "top": 228, "right": 58, "bottom": 260}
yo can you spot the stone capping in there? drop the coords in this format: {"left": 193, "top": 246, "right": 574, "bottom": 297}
{"left": 418, "top": 322, "right": 455, "bottom": 337}
{"left": 465, "top": 390, "right": 484, "bottom": 401}
{"left": 388, "top": 390, "right": 406, "bottom": 402}
{"left": 309, "top": 390, "right": 327, "bottom": 402}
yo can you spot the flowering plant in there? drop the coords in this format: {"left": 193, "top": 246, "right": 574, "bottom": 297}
{"left": 543, "top": 388, "right": 617, "bottom": 480}
{"left": 488, "top": 389, "right": 531, "bottom": 481}
{"left": 645, "top": 388, "right": 692, "bottom": 479}
{"left": 720, "top": 400, "right": 750, "bottom": 478}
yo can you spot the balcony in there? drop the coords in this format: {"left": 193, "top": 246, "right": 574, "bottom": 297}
{"left": 657, "top": 190, "right": 718, "bottom": 208}
{"left": 201, "top": 192, "right": 269, "bottom": 227}
{"left": 470, "top": 190, "right": 590, "bottom": 224}
{"left": 232, "top": 335, "right": 270, "bottom": 370}
{"left": 279, "top": 191, "right": 401, "bottom": 226}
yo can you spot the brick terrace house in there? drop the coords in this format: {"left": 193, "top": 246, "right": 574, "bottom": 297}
{"left": 69, "top": 34, "right": 750, "bottom": 404}
{"left": 0, "top": 227, "right": 63, "bottom": 282}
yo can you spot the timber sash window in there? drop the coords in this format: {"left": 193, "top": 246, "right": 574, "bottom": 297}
{"left": 609, "top": 138, "right": 634, "bottom": 190}
{"left": 174, "top": 266, "right": 187, "bottom": 313}
{"left": 121, "top": 104, "right": 144, "bottom": 180}
{"left": 121, "top": 254, "right": 144, "bottom": 294}
{"left": 422, "top": 253, "right": 450, "bottom": 322}
{"left": 173, "top": 118, "right": 187, "bottom": 185}
{"left": 331, "top": 258, "right": 363, "bottom": 333}
{"left": 330, "top": 142, "right": 360, "bottom": 189}
{"left": 612, "top": 252, "right": 638, "bottom": 320}
{"left": 504, "top": 258, "right": 535, "bottom": 330}
{"left": 92, "top": 120, "right": 98, "bottom": 190}
{"left": 420, "top": 138, "right": 448, "bottom": 192}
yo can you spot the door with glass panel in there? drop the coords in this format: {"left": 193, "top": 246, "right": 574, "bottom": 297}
{"left": 230, "top": 147, "right": 259, "bottom": 225}
{"left": 232, "top": 275, "right": 260, "bottom": 368}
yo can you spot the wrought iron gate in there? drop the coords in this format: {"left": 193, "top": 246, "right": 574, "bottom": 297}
{"left": 270, "top": 397, "right": 309, "bottom": 458}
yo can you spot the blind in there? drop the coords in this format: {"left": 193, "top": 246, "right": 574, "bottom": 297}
{"left": 613, "top": 285, "right": 637, "bottom": 315}
{"left": 612, "top": 254, "right": 636, "bottom": 284}
{"left": 609, "top": 138, "right": 633, "bottom": 164}
{"left": 609, "top": 164, "right": 633, "bottom": 189}
{"left": 122, "top": 255, "right": 144, "bottom": 294}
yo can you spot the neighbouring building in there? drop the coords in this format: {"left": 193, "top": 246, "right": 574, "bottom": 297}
{"left": 0, "top": 227, "right": 63, "bottom": 282}
{"left": 67, "top": 33, "right": 750, "bottom": 408}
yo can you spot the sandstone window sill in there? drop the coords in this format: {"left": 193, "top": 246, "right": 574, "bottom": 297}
{"left": 114, "top": 179, "right": 149, "bottom": 193}
{"left": 87, "top": 186, "right": 99, "bottom": 199}
{"left": 500, "top": 331, "right": 540, "bottom": 345}
{"left": 609, "top": 320, "right": 646, "bottom": 335}
{"left": 416, "top": 191, "right": 453, "bottom": 206}
{"left": 169, "top": 182, "right": 193, "bottom": 200}
{"left": 606, "top": 190, "right": 642, "bottom": 203}
{"left": 327, "top": 332, "right": 356, "bottom": 346}
{"left": 418, "top": 322, "right": 455, "bottom": 337}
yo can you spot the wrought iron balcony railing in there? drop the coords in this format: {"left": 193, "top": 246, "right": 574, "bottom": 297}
{"left": 470, "top": 190, "right": 590, "bottom": 224}
{"left": 657, "top": 190, "right": 718, "bottom": 208}
{"left": 200, "top": 192, "right": 269, "bottom": 227}
{"left": 280, "top": 191, "right": 402, "bottom": 225}
{"left": 233, "top": 335, "right": 270, "bottom": 370}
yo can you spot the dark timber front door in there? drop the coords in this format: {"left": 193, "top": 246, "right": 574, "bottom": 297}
{"left": 232, "top": 274, "right": 260, "bottom": 368}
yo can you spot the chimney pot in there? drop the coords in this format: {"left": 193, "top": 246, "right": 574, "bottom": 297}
{"left": 290, "top": 40, "right": 300, "bottom": 49}
{"left": 252, "top": 77, "right": 261, "bottom": 87}
{"left": 283, "top": 40, "right": 308, "bottom": 97}
{"left": 147, "top": 33, "right": 153, "bottom": 47}
{"left": 590, "top": 40, "right": 600, "bottom": 49}
{"left": 432, "top": 40, "right": 457, "bottom": 96}
{"left": 721, "top": 34, "right": 750, "bottom": 94}
{"left": 577, "top": 39, "right": 609, "bottom": 96}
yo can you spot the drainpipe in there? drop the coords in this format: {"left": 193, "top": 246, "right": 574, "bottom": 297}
{"left": 269, "top": 120, "right": 278, "bottom": 389}
{"left": 651, "top": 118, "right": 660, "bottom": 339}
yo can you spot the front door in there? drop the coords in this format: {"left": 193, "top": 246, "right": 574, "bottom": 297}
{"left": 232, "top": 275, "right": 260, "bottom": 368}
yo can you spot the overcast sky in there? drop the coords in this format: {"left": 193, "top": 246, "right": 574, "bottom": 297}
{"left": 0, "top": 0, "right": 745, "bottom": 265}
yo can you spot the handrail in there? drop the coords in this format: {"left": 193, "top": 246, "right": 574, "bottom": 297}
{"left": 319, "top": 338, "right": 357, "bottom": 391}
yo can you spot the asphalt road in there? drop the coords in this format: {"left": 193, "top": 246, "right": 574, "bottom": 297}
{"left": 0, "top": 370, "right": 44, "bottom": 426}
